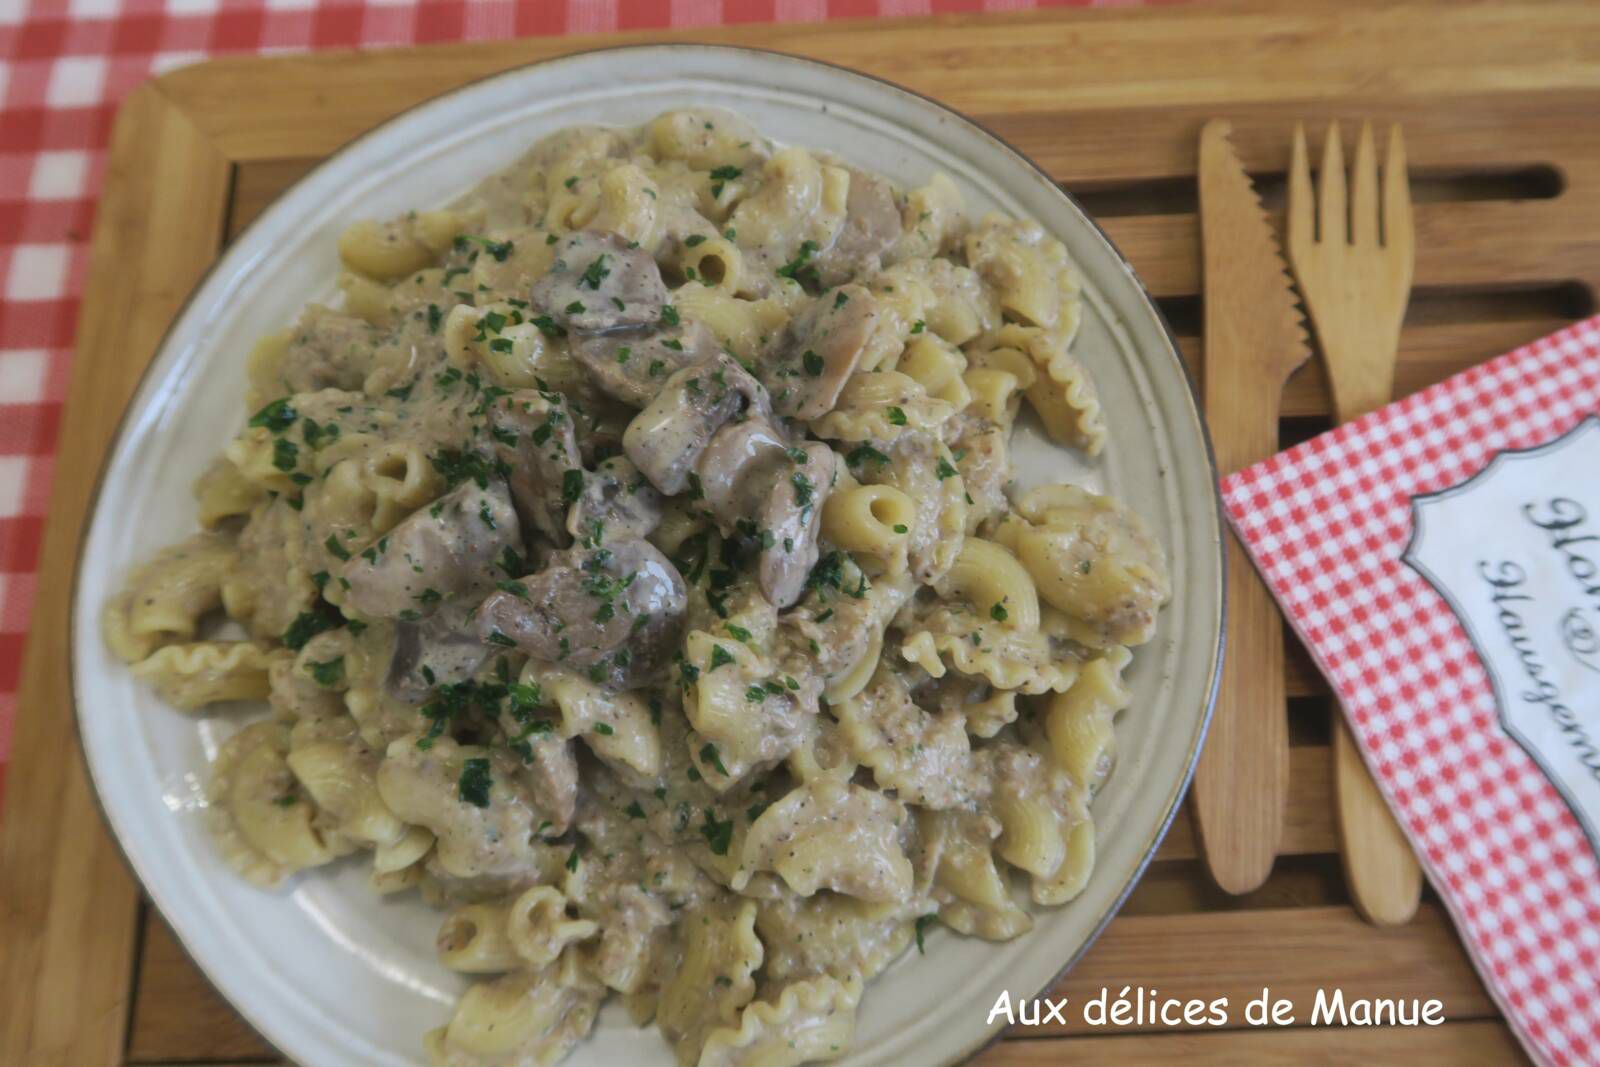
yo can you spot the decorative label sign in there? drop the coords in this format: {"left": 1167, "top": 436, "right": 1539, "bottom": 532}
{"left": 1403, "top": 417, "right": 1600, "bottom": 858}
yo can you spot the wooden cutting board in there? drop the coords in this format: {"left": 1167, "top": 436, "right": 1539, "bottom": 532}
{"left": 10, "top": 1, "right": 1600, "bottom": 1062}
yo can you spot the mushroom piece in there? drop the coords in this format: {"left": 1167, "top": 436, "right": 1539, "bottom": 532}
{"left": 566, "top": 455, "right": 665, "bottom": 546}
{"left": 694, "top": 420, "right": 836, "bottom": 609}
{"left": 486, "top": 390, "right": 583, "bottom": 546}
{"left": 387, "top": 597, "right": 491, "bottom": 701}
{"left": 814, "top": 170, "right": 904, "bottom": 288}
{"left": 340, "top": 479, "right": 520, "bottom": 620}
{"left": 753, "top": 442, "right": 836, "bottom": 609}
{"left": 473, "top": 539, "right": 687, "bottom": 689}
{"left": 570, "top": 319, "right": 719, "bottom": 407}
{"left": 622, "top": 353, "right": 771, "bottom": 495}
{"left": 762, "top": 284, "right": 880, "bottom": 419}
{"left": 531, "top": 230, "right": 669, "bottom": 334}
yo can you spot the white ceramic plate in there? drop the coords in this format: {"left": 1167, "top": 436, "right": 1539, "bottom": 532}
{"left": 73, "top": 46, "right": 1223, "bottom": 1067}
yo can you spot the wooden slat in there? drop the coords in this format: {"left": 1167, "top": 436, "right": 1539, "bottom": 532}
{"left": 1158, "top": 745, "right": 1336, "bottom": 862}
{"left": 979, "top": 1021, "right": 1528, "bottom": 1065}
{"left": 155, "top": 1, "right": 1600, "bottom": 164}
{"left": 127, "top": 912, "right": 276, "bottom": 1063}
{"left": 0, "top": 81, "right": 233, "bottom": 1067}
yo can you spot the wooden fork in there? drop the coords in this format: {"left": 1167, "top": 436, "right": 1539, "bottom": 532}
{"left": 1287, "top": 121, "right": 1424, "bottom": 925}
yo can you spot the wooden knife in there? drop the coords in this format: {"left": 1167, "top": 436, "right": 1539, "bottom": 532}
{"left": 1192, "top": 120, "right": 1313, "bottom": 894}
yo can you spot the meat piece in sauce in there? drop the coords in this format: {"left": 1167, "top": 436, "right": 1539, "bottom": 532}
{"left": 531, "top": 231, "right": 668, "bottom": 334}
{"left": 762, "top": 284, "right": 880, "bottom": 419}
{"left": 486, "top": 390, "right": 583, "bottom": 546}
{"left": 570, "top": 319, "right": 719, "bottom": 407}
{"left": 387, "top": 597, "right": 491, "bottom": 701}
{"left": 340, "top": 479, "right": 519, "bottom": 619}
{"left": 814, "top": 170, "right": 903, "bottom": 289}
{"left": 276, "top": 307, "right": 378, "bottom": 395}
{"left": 566, "top": 455, "right": 664, "bottom": 545}
{"left": 622, "top": 353, "right": 771, "bottom": 495}
{"left": 473, "top": 539, "right": 687, "bottom": 689}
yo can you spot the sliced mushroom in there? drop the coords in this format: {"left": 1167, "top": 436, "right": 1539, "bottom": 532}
{"left": 693, "top": 420, "right": 835, "bottom": 609}
{"left": 487, "top": 390, "right": 583, "bottom": 546}
{"left": 570, "top": 319, "right": 719, "bottom": 407}
{"left": 694, "top": 418, "right": 790, "bottom": 520}
{"left": 762, "top": 284, "right": 880, "bottom": 419}
{"left": 566, "top": 455, "right": 664, "bottom": 545}
{"left": 531, "top": 231, "right": 668, "bottom": 334}
{"left": 473, "top": 539, "right": 687, "bottom": 689}
{"left": 340, "top": 479, "right": 519, "bottom": 620}
{"left": 754, "top": 442, "right": 835, "bottom": 608}
{"left": 622, "top": 353, "right": 771, "bottom": 495}
{"left": 387, "top": 597, "right": 491, "bottom": 701}
{"left": 814, "top": 170, "right": 903, "bottom": 288}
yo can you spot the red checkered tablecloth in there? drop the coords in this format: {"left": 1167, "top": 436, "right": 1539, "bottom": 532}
{"left": 0, "top": 0, "right": 1132, "bottom": 810}
{"left": 1221, "top": 317, "right": 1600, "bottom": 1067}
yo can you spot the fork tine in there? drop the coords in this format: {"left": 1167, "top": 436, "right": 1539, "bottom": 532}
{"left": 1318, "top": 122, "right": 1347, "bottom": 244}
{"left": 1383, "top": 124, "right": 1414, "bottom": 258}
{"left": 1351, "top": 121, "right": 1378, "bottom": 247}
{"left": 1288, "top": 123, "right": 1314, "bottom": 255}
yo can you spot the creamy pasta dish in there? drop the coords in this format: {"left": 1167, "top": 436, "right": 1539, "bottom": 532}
{"left": 104, "top": 108, "right": 1171, "bottom": 1067}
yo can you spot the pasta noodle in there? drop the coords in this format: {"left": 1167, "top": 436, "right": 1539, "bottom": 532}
{"left": 105, "top": 107, "right": 1172, "bottom": 1067}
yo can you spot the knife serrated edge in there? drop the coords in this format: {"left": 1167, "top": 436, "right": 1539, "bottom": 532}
{"left": 1198, "top": 119, "right": 1312, "bottom": 378}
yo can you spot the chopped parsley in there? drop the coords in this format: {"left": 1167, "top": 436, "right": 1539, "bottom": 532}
{"left": 531, "top": 314, "right": 567, "bottom": 338}
{"left": 910, "top": 319, "right": 926, "bottom": 334}
{"left": 454, "top": 758, "right": 489, "bottom": 809}
{"left": 791, "top": 471, "right": 815, "bottom": 509}
{"left": 249, "top": 398, "right": 297, "bottom": 433}
{"left": 846, "top": 444, "right": 890, "bottom": 467}
{"left": 699, "top": 743, "right": 728, "bottom": 777}
{"left": 936, "top": 457, "right": 960, "bottom": 480}
{"left": 578, "top": 254, "right": 611, "bottom": 289}
{"left": 801, "top": 350, "right": 824, "bottom": 377}
{"left": 660, "top": 305, "right": 680, "bottom": 327}
{"left": 915, "top": 914, "right": 938, "bottom": 954}
{"left": 324, "top": 533, "right": 351, "bottom": 561}
{"left": 887, "top": 406, "right": 908, "bottom": 426}
{"left": 593, "top": 722, "right": 615, "bottom": 736}
{"left": 701, "top": 809, "right": 734, "bottom": 855}
{"left": 562, "top": 469, "right": 584, "bottom": 504}
{"left": 453, "top": 234, "right": 513, "bottom": 262}
{"left": 709, "top": 645, "right": 736, "bottom": 671}
{"left": 282, "top": 601, "right": 343, "bottom": 651}
{"left": 990, "top": 601, "right": 1009, "bottom": 623}
{"left": 271, "top": 437, "right": 299, "bottom": 473}
{"left": 308, "top": 656, "right": 344, "bottom": 687}
{"left": 430, "top": 448, "right": 501, "bottom": 490}
{"left": 684, "top": 234, "right": 707, "bottom": 248}
{"left": 776, "top": 239, "right": 820, "bottom": 287}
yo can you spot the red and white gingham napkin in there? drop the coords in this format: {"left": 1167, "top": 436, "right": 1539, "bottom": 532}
{"left": 0, "top": 0, "right": 1130, "bottom": 812}
{"left": 1221, "top": 316, "right": 1600, "bottom": 1067}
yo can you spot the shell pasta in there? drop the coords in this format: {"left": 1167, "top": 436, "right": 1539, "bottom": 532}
{"left": 104, "top": 108, "right": 1171, "bottom": 1067}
